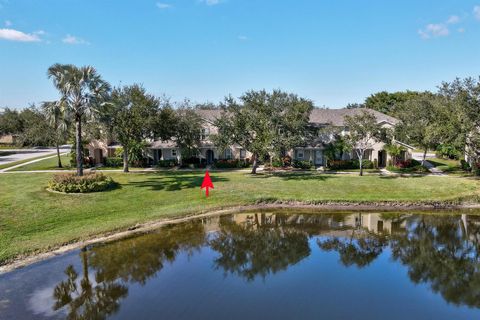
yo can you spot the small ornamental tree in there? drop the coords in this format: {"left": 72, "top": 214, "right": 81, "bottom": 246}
{"left": 343, "top": 111, "right": 382, "bottom": 176}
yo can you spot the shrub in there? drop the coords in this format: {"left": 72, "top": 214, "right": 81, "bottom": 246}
{"left": 293, "top": 160, "right": 313, "bottom": 170}
{"left": 48, "top": 173, "right": 115, "bottom": 193}
{"left": 270, "top": 156, "right": 292, "bottom": 168}
{"left": 157, "top": 159, "right": 178, "bottom": 168}
{"left": 474, "top": 163, "right": 480, "bottom": 176}
{"left": 105, "top": 157, "right": 123, "bottom": 167}
{"left": 435, "top": 144, "right": 462, "bottom": 160}
{"left": 214, "top": 159, "right": 250, "bottom": 169}
{"left": 328, "top": 159, "right": 373, "bottom": 170}
{"left": 460, "top": 160, "right": 471, "bottom": 171}
{"left": 396, "top": 159, "right": 418, "bottom": 169}
{"left": 114, "top": 147, "right": 124, "bottom": 158}
{"left": 70, "top": 153, "right": 94, "bottom": 168}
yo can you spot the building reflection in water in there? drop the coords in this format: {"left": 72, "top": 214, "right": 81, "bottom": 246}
{"left": 48, "top": 211, "right": 480, "bottom": 319}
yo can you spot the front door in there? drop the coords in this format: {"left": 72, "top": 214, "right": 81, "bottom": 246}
{"left": 93, "top": 149, "right": 103, "bottom": 164}
{"left": 206, "top": 150, "right": 214, "bottom": 165}
{"left": 378, "top": 150, "right": 387, "bottom": 167}
{"left": 315, "top": 150, "right": 323, "bottom": 166}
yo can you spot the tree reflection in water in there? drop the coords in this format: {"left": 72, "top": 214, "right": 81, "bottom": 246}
{"left": 51, "top": 211, "right": 480, "bottom": 318}
{"left": 317, "top": 213, "right": 389, "bottom": 268}
{"left": 52, "top": 222, "right": 207, "bottom": 320}
{"left": 209, "top": 213, "right": 312, "bottom": 281}
{"left": 390, "top": 214, "right": 480, "bottom": 308}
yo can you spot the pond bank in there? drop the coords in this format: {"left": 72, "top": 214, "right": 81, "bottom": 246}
{"left": 2, "top": 202, "right": 480, "bottom": 274}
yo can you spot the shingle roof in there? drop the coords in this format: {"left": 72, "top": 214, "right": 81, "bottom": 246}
{"left": 194, "top": 108, "right": 398, "bottom": 126}
{"left": 308, "top": 108, "right": 398, "bottom": 126}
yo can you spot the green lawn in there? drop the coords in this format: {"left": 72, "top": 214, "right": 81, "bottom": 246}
{"left": 8, "top": 154, "right": 71, "bottom": 171}
{"left": 428, "top": 158, "right": 465, "bottom": 174}
{"left": 0, "top": 154, "right": 59, "bottom": 170}
{"left": 1, "top": 171, "right": 479, "bottom": 265}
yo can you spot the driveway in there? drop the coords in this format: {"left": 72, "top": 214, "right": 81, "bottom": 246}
{"left": 0, "top": 148, "right": 69, "bottom": 167}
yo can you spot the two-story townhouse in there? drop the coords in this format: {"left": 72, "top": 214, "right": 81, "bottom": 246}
{"left": 88, "top": 108, "right": 412, "bottom": 167}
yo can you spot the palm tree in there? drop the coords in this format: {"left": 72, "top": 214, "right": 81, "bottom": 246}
{"left": 42, "top": 100, "right": 69, "bottom": 168}
{"left": 47, "top": 64, "right": 110, "bottom": 176}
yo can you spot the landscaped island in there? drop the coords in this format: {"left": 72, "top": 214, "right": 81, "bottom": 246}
{"left": 1, "top": 170, "right": 479, "bottom": 266}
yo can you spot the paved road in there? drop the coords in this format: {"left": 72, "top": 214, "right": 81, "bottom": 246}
{"left": 0, "top": 148, "right": 69, "bottom": 167}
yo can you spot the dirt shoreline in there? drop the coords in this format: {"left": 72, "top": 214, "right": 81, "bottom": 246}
{"left": 2, "top": 202, "right": 480, "bottom": 274}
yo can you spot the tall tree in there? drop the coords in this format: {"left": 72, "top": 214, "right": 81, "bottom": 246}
{"left": 438, "top": 77, "right": 480, "bottom": 168}
{"left": 364, "top": 91, "right": 422, "bottom": 116}
{"left": 270, "top": 91, "right": 314, "bottom": 164}
{"left": 48, "top": 64, "right": 110, "bottom": 176}
{"left": 394, "top": 94, "right": 444, "bottom": 164}
{"left": 343, "top": 111, "right": 382, "bottom": 176}
{"left": 213, "top": 90, "right": 312, "bottom": 174}
{"left": 42, "top": 101, "right": 70, "bottom": 168}
{"left": 110, "top": 84, "right": 159, "bottom": 172}
{"left": 16, "top": 106, "right": 57, "bottom": 147}
{"left": 0, "top": 108, "right": 23, "bottom": 135}
{"left": 173, "top": 106, "right": 203, "bottom": 164}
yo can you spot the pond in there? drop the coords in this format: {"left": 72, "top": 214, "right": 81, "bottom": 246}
{"left": 1, "top": 209, "right": 480, "bottom": 320}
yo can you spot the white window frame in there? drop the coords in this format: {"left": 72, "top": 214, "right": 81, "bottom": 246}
{"left": 171, "top": 149, "right": 177, "bottom": 157}
{"left": 225, "top": 149, "right": 233, "bottom": 160}
{"left": 240, "top": 149, "right": 246, "bottom": 159}
{"left": 200, "top": 128, "right": 210, "bottom": 141}
{"left": 297, "top": 149, "right": 304, "bottom": 159}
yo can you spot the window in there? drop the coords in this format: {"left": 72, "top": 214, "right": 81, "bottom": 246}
{"left": 297, "top": 149, "right": 304, "bottom": 159}
{"left": 200, "top": 128, "right": 210, "bottom": 141}
{"left": 171, "top": 149, "right": 177, "bottom": 157}
{"left": 240, "top": 149, "right": 246, "bottom": 159}
{"left": 225, "top": 149, "right": 233, "bottom": 160}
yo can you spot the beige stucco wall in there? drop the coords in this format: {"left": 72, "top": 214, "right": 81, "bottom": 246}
{"left": 0, "top": 134, "right": 16, "bottom": 144}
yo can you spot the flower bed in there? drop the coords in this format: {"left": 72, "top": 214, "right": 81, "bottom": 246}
{"left": 48, "top": 173, "right": 115, "bottom": 193}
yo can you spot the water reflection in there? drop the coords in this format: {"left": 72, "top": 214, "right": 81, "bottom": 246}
{"left": 3, "top": 211, "right": 480, "bottom": 319}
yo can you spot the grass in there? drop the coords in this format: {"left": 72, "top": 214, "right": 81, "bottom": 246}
{"left": 0, "top": 154, "right": 58, "bottom": 170}
{"left": 1, "top": 170, "right": 480, "bottom": 265}
{"left": 428, "top": 157, "right": 464, "bottom": 174}
{"left": 8, "top": 154, "right": 71, "bottom": 171}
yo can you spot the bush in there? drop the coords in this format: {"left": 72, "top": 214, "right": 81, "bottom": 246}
{"left": 460, "top": 160, "right": 471, "bottom": 171}
{"left": 270, "top": 156, "right": 291, "bottom": 168}
{"left": 436, "top": 144, "right": 462, "bottom": 160}
{"left": 328, "top": 159, "right": 373, "bottom": 170}
{"left": 396, "top": 159, "right": 419, "bottom": 169}
{"left": 157, "top": 159, "right": 178, "bottom": 168}
{"left": 387, "top": 159, "right": 427, "bottom": 173}
{"left": 474, "top": 163, "right": 480, "bottom": 176}
{"left": 214, "top": 159, "right": 250, "bottom": 169}
{"left": 48, "top": 173, "right": 115, "bottom": 193}
{"left": 292, "top": 160, "right": 313, "bottom": 170}
{"left": 104, "top": 157, "right": 123, "bottom": 167}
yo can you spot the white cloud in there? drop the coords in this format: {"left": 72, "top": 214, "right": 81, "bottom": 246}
{"left": 418, "top": 23, "right": 449, "bottom": 39}
{"left": 156, "top": 2, "right": 172, "bottom": 9}
{"left": 458, "top": 27, "right": 466, "bottom": 33}
{"left": 200, "top": 0, "right": 222, "bottom": 6}
{"left": 62, "top": 34, "right": 89, "bottom": 45}
{"left": 4, "top": 20, "right": 11, "bottom": 27}
{"left": 238, "top": 35, "right": 248, "bottom": 41}
{"left": 474, "top": 6, "right": 480, "bottom": 20}
{"left": 0, "top": 28, "right": 41, "bottom": 42}
{"left": 447, "top": 15, "right": 460, "bottom": 24}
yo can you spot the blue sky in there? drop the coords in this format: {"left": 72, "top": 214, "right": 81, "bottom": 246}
{"left": 1, "top": 0, "right": 480, "bottom": 109}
